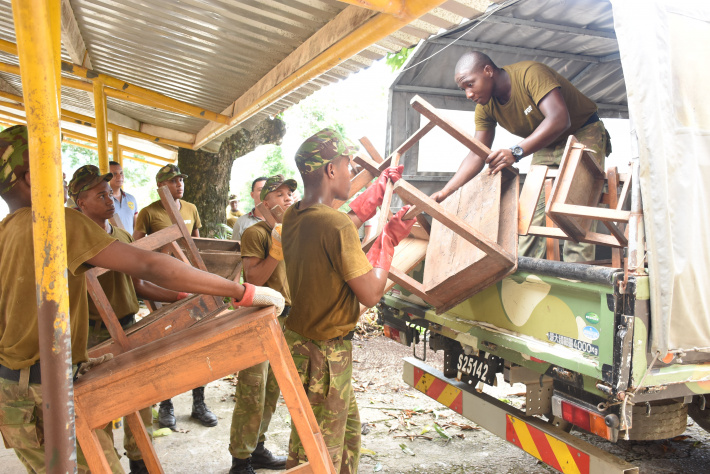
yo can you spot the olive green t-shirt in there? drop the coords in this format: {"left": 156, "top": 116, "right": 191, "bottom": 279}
{"left": 88, "top": 226, "right": 139, "bottom": 322}
{"left": 241, "top": 221, "right": 291, "bottom": 306}
{"left": 282, "top": 204, "right": 372, "bottom": 341}
{"left": 0, "top": 208, "right": 116, "bottom": 369}
{"left": 474, "top": 61, "right": 598, "bottom": 147}
{"left": 134, "top": 199, "right": 201, "bottom": 235}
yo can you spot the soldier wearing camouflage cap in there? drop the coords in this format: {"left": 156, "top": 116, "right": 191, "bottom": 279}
{"left": 0, "top": 125, "right": 285, "bottom": 472}
{"left": 281, "top": 128, "right": 413, "bottom": 473}
{"left": 68, "top": 165, "right": 113, "bottom": 200}
{"left": 134, "top": 162, "right": 218, "bottom": 430}
{"left": 228, "top": 173, "right": 297, "bottom": 473}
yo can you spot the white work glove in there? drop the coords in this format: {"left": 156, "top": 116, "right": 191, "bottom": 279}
{"left": 76, "top": 353, "right": 114, "bottom": 378}
{"left": 232, "top": 283, "right": 285, "bottom": 315}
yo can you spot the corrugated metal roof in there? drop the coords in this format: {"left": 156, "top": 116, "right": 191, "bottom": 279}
{"left": 0, "top": 0, "right": 500, "bottom": 152}
{"left": 391, "top": 0, "right": 628, "bottom": 117}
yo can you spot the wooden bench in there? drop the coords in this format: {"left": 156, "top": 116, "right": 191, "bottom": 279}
{"left": 74, "top": 306, "right": 335, "bottom": 473}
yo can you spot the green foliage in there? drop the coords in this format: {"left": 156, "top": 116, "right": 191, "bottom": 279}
{"left": 385, "top": 47, "right": 413, "bottom": 72}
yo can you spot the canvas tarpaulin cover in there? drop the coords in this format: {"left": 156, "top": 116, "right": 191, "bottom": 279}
{"left": 611, "top": 0, "right": 710, "bottom": 355}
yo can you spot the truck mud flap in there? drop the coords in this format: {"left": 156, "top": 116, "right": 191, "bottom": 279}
{"left": 402, "top": 357, "right": 638, "bottom": 474}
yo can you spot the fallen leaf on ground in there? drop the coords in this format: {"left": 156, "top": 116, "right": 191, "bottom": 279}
{"left": 361, "top": 448, "right": 377, "bottom": 456}
{"left": 153, "top": 428, "right": 172, "bottom": 438}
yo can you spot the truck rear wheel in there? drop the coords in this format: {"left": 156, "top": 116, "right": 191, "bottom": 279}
{"left": 623, "top": 400, "right": 687, "bottom": 441}
{"left": 688, "top": 396, "right": 710, "bottom": 432}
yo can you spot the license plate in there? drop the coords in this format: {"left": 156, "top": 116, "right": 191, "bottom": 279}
{"left": 456, "top": 351, "right": 501, "bottom": 386}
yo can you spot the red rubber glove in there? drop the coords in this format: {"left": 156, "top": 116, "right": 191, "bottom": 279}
{"left": 349, "top": 165, "right": 404, "bottom": 222}
{"left": 366, "top": 205, "right": 416, "bottom": 272}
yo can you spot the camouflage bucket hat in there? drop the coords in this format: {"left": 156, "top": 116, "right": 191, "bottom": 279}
{"left": 229, "top": 194, "right": 238, "bottom": 202}
{"left": 68, "top": 165, "right": 113, "bottom": 199}
{"left": 260, "top": 174, "right": 298, "bottom": 201}
{"left": 294, "top": 128, "right": 358, "bottom": 175}
{"left": 0, "top": 125, "right": 30, "bottom": 196}
{"left": 156, "top": 163, "right": 187, "bottom": 184}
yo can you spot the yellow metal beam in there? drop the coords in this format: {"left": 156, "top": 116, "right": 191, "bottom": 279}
{"left": 111, "top": 127, "right": 121, "bottom": 165}
{"left": 93, "top": 80, "right": 110, "bottom": 173}
{"left": 62, "top": 129, "right": 175, "bottom": 164}
{"left": 0, "top": 38, "right": 230, "bottom": 126}
{"left": 336, "top": 0, "right": 417, "bottom": 19}
{"left": 194, "top": 0, "right": 448, "bottom": 149}
{"left": 12, "top": 0, "right": 75, "bottom": 470}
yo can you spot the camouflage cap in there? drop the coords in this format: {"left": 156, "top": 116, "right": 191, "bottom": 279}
{"left": 0, "top": 125, "right": 30, "bottom": 195}
{"left": 260, "top": 174, "right": 298, "bottom": 201}
{"left": 156, "top": 163, "right": 187, "bottom": 184}
{"left": 228, "top": 194, "right": 238, "bottom": 202}
{"left": 68, "top": 165, "right": 113, "bottom": 199}
{"left": 294, "top": 128, "right": 357, "bottom": 175}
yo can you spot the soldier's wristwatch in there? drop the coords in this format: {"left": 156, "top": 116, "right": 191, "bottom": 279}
{"left": 509, "top": 145, "right": 525, "bottom": 162}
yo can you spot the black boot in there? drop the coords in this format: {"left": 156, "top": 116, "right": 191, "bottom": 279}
{"left": 191, "top": 387, "right": 218, "bottom": 427}
{"left": 251, "top": 442, "right": 287, "bottom": 470}
{"left": 229, "top": 456, "right": 256, "bottom": 474}
{"left": 129, "top": 459, "right": 149, "bottom": 474}
{"left": 158, "top": 399, "right": 176, "bottom": 429}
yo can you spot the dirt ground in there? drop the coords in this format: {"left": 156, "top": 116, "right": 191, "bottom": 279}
{"left": 3, "top": 334, "right": 710, "bottom": 473}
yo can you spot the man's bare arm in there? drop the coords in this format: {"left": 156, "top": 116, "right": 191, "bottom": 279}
{"left": 87, "top": 241, "right": 245, "bottom": 300}
{"left": 132, "top": 277, "right": 180, "bottom": 303}
{"left": 431, "top": 129, "right": 495, "bottom": 203}
{"left": 133, "top": 230, "right": 146, "bottom": 240}
{"left": 192, "top": 228, "right": 200, "bottom": 237}
{"left": 242, "top": 255, "right": 279, "bottom": 287}
{"left": 346, "top": 268, "right": 389, "bottom": 308}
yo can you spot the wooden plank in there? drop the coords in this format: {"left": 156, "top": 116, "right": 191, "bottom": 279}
{"left": 167, "top": 240, "right": 192, "bottom": 265}
{"left": 394, "top": 180, "right": 515, "bottom": 266}
{"left": 124, "top": 411, "right": 163, "bottom": 473}
{"left": 270, "top": 204, "right": 285, "bottom": 224}
{"left": 85, "top": 271, "right": 132, "bottom": 351}
{"left": 109, "top": 212, "right": 125, "bottom": 231}
{"left": 528, "top": 226, "right": 569, "bottom": 239}
{"left": 74, "top": 408, "right": 114, "bottom": 473}
{"left": 518, "top": 165, "right": 547, "bottom": 235}
{"left": 361, "top": 153, "right": 399, "bottom": 251}
{"left": 607, "top": 167, "right": 622, "bottom": 268}
{"left": 158, "top": 186, "right": 209, "bottom": 272}
{"left": 544, "top": 178, "right": 560, "bottom": 261}
{"left": 410, "top": 96, "right": 491, "bottom": 157}
{"left": 549, "top": 203, "right": 631, "bottom": 223}
{"left": 359, "top": 136, "right": 383, "bottom": 163}
{"left": 353, "top": 153, "right": 382, "bottom": 177}
{"left": 388, "top": 267, "right": 441, "bottom": 307}
{"left": 256, "top": 202, "right": 277, "bottom": 227}
{"left": 393, "top": 119, "right": 436, "bottom": 155}
{"left": 602, "top": 221, "right": 629, "bottom": 247}
{"left": 193, "top": 237, "right": 240, "bottom": 252}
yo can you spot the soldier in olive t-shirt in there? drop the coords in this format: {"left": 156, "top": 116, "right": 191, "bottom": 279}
{"left": 433, "top": 51, "right": 611, "bottom": 263}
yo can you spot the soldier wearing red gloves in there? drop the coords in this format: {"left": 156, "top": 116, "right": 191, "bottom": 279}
{"left": 279, "top": 128, "right": 415, "bottom": 474}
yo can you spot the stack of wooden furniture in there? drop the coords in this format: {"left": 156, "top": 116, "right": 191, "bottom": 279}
{"left": 355, "top": 96, "right": 519, "bottom": 314}
{"left": 78, "top": 186, "right": 335, "bottom": 473}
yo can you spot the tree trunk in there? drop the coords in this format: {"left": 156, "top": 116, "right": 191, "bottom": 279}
{"left": 178, "top": 117, "right": 286, "bottom": 237}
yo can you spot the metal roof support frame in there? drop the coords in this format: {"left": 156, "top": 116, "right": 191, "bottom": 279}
{"left": 11, "top": 0, "right": 76, "bottom": 471}
{"left": 93, "top": 79, "right": 110, "bottom": 173}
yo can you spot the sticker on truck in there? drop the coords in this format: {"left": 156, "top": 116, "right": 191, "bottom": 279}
{"left": 547, "top": 332, "right": 599, "bottom": 356}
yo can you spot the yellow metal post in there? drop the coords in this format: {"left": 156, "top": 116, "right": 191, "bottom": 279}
{"left": 11, "top": 0, "right": 74, "bottom": 472}
{"left": 93, "top": 80, "right": 110, "bottom": 173}
{"left": 111, "top": 129, "right": 121, "bottom": 165}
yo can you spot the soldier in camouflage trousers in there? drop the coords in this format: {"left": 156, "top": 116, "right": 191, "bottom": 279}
{"left": 282, "top": 128, "right": 413, "bottom": 473}
{"left": 229, "top": 174, "right": 297, "bottom": 474}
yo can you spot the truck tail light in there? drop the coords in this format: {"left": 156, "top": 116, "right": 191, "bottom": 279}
{"left": 560, "top": 400, "right": 612, "bottom": 440}
{"left": 384, "top": 325, "right": 407, "bottom": 345}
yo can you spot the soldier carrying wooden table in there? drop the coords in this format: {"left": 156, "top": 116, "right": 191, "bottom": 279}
{"left": 431, "top": 51, "right": 612, "bottom": 262}
{"left": 0, "top": 125, "right": 284, "bottom": 473}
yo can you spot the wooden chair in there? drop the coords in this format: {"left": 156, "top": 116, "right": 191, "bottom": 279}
{"left": 517, "top": 136, "right": 632, "bottom": 265}
{"left": 360, "top": 96, "right": 518, "bottom": 314}
{"left": 74, "top": 306, "right": 336, "bottom": 474}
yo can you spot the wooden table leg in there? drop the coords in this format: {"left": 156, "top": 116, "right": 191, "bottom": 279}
{"left": 125, "top": 411, "right": 164, "bottom": 474}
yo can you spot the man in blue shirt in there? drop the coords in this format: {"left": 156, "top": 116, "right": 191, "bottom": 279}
{"left": 109, "top": 160, "right": 139, "bottom": 234}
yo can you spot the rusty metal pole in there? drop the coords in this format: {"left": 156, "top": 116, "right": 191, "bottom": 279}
{"left": 93, "top": 80, "right": 110, "bottom": 173}
{"left": 11, "top": 0, "right": 75, "bottom": 472}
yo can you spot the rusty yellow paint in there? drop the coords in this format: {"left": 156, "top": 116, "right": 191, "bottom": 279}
{"left": 12, "top": 0, "right": 76, "bottom": 469}
{"left": 93, "top": 80, "right": 110, "bottom": 173}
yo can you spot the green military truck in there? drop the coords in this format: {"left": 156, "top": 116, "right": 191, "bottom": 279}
{"left": 377, "top": 1, "right": 710, "bottom": 472}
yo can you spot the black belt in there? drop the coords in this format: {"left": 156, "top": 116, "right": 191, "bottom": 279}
{"left": 327, "top": 331, "right": 355, "bottom": 343}
{"left": 0, "top": 361, "right": 42, "bottom": 384}
{"left": 581, "top": 111, "right": 600, "bottom": 128}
